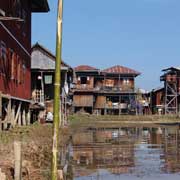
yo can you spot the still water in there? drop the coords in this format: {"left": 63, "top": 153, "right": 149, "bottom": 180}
{"left": 71, "top": 124, "right": 180, "bottom": 180}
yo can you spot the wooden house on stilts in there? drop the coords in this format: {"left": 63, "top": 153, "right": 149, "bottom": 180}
{"left": 72, "top": 65, "right": 140, "bottom": 115}
{"left": 31, "top": 43, "right": 73, "bottom": 125}
{"left": 0, "top": 0, "right": 49, "bottom": 131}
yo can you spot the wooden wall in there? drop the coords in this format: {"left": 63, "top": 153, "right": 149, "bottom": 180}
{"left": 73, "top": 95, "right": 93, "bottom": 107}
{"left": 94, "top": 96, "right": 106, "bottom": 109}
{"left": 0, "top": 0, "right": 31, "bottom": 99}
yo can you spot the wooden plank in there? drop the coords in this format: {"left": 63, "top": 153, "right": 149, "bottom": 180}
{"left": 95, "top": 96, "right": 106, "bottom": 109}
{"left": 73, "top": 95, "right": 93, "bottom": 107}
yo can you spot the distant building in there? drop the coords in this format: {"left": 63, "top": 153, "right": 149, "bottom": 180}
{"left": 72, "top": 65, "right": 140, "bottom": 115}
{"left": 0, "top": 0, "right": 49, "bottom": 130}
{"left": 160, "top": 67, "right": 180, "bottom": 114}
{"left": 149, "top": 66, "right": 180, "bottom": 115}
{"left": 31, "top": 43, "right": 73, "bottom": 124}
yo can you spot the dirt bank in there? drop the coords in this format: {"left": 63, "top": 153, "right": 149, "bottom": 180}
{"left": 0, "top": 123, "right": 70, "bottom": 180}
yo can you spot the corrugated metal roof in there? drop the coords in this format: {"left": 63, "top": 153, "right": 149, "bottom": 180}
{"left": 102, "top": 65, "right": 140, "bottom": 75}
{"left": 31, "top": 43, "right": 72, "bottom": 71}
{"left": 74, "top": 65, "right": 99, "bottom": 72}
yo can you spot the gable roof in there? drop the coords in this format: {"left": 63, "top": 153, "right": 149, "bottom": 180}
{"left": 31, "top": 43, "right": 72, "bottom": 71}
{"left": 74, "top": 65, "right": 99, "bottom": 72}
{"left": 162, "top": 67, "right": 180, "bottom": 72}
{"left": 102, "top": 65, "right": 140, "bottom": 76}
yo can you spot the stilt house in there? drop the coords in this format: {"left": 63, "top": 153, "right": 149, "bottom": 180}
{"left": 31, "top": 43, "right": 73, "bottom": 124}
{"left": 0, "top": 0, "right": 49, "bottom": 130}
{"left": 72, "top": 65, "right": 140, "bottom": 115}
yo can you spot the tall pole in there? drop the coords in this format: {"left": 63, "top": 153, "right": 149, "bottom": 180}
{"left": 52, "top": 0, "right": 63, "bottom": 179}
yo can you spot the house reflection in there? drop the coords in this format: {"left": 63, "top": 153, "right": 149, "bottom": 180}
{"left": 161, "top": 126, "right": 180, "bottom": 173}
{"left": 73, "top": 128, "right": 135, "bottom": 175}
{"left": 72, "top": 125, "right": 180, "bottom": 177}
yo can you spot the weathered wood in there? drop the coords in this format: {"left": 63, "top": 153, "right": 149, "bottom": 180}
{"left": 22, "top": 110, "right": 26, "bottom": 126}
{"left": 14, "top": 141, "right": 22, "bottom": 180}
{"left": 7, "top": 98, "right": 11, "bottom": 123}
{"left": 11, "top": 106, "right": 16, "bottom": 128}
{"left": 14, "top": 102, "right": 22, "bottom": 125}
{"left": 27, "top": 111, "right": 31, "bottom": 125}
{"left": 18, "top": 112, "right": 22, "bottom": 126}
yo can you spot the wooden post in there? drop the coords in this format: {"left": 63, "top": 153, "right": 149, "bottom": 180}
{"left": 0, "top": 92, "right": 2, "bottom": 132}
{"left": 14, "top": 102, "right": 22, "bottom": 126}
{"left": 7, "top": 98, "right": 11, "bottom": 124}
{"left": 22, "top": 110, "right": 26, "bottom": 126}
{"left": 18, "top": 111, "right": 21, "bottom": 126}
{"left": 11, "top": 106, "right": 15, "bottom": 128}
{"left": 27, "top": 110, "right": 31, "bottom": 125}
{"left": 14, "top": 141, "right": 22, "bottom": 180}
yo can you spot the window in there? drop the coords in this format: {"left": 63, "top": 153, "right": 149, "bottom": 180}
{"left": 80, "top": 77, "right": 87, "bottom": 84}
{"left": 45, "top": 75, "right": 53, "bottom": 84}
{"left": 123, "top": 78, "right": 130, "bottom": 85}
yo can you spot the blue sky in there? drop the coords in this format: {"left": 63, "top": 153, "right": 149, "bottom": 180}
{"left": 32, "top": 0, "right": 180, "bottom": 91}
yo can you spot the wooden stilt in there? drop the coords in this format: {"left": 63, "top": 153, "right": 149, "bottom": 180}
{"left": 18, "top": 112, "right": 21, "bottom": 126}
{"left": 22, "top": 110, "right": 26, "bottom": 126}
{"left": 7, "top": 98, "right": 11, "bottom": 124}
{"left": 27, "top": 111, "right": 31, "bottom": 125}
{"left": 11, "top": 106, "right": 15, "bottom": 128}
{"left": 14, "top": 102, "right": 22, "bottom": 125}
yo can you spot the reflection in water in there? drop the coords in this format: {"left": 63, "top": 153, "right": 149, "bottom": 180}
{"left": 71, "top": 125, "right": 180, "bottom": 180}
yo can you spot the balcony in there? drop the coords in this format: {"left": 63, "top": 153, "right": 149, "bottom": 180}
{"left": 96, "top": 85, "right": 135, "bottom": 93}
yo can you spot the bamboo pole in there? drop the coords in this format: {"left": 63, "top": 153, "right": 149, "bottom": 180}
{"left": 51, "top": 0, "right": 63, "bottom": 179}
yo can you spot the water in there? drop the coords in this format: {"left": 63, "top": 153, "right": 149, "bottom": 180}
{"left": 71, "top": 125, "right": 180, "bottom": 180}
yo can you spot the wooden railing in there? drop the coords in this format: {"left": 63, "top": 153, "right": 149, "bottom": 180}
{"left": 32, "top": 89, "right": 45, "bottom": 104}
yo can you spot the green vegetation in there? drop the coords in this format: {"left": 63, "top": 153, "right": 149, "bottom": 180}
{"left": 69, "top": 114, "right": 180, "bottom": 128}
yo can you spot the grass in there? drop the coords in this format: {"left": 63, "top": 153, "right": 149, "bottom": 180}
{"left": 69, "top": 114, "right": 180, "bottom": 128}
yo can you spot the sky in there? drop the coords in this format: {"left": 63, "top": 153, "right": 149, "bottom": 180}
{"left": 32, "top": 0, "right": 180, "bottom": 91}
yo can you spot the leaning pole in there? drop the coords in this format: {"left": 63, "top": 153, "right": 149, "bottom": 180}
{"left": 52, "top": 0, "right": 63, "bottom": 179}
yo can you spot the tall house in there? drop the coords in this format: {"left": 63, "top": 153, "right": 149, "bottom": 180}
{"left": 160, "top": 67, "right": 180, "bottom": 114}
{"left": 0, "top": 0, "right": 49, "bottom": 130}
{"left": 73, "top": 65, "right": 140, "bottom": 115}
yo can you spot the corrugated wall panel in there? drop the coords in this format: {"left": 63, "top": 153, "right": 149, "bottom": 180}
{"left": 73, "top": 95, "right": 93, "bottom": 107}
